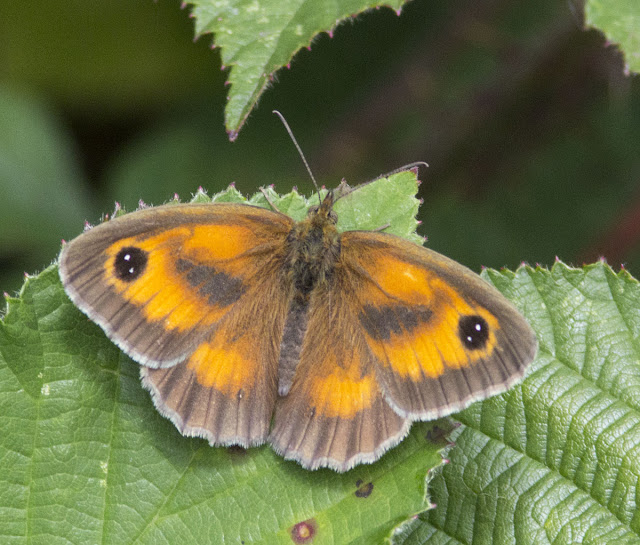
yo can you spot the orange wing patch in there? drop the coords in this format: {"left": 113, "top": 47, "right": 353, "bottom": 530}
{"left": 187, "top": 331, "right": 257, "bottom": 396}
{"left": 306, "top": 350, "right": 377, "bottom": 420}
{"left": 103, "top": 223, "right": 259, "bottom": 331}
{"left": 353, "top": 251, "right": 501, "bottom": 379}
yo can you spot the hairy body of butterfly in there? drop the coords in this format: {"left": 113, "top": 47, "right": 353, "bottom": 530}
{"left": 59, "top": 189, "right": 536, "bottom": 472}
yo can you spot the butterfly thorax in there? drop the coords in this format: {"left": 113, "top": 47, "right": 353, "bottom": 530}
{"left": 285, "top": 193, "right": 340, "bottom": 302}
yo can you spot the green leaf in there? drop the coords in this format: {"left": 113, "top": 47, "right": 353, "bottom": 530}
{"left": 245, "top": 168, "right": 422, "bottom": 242}
{"left": 0, "top": 172, "right": 443, "bottom": 544}
{"left": 393, "top": 262, "right": 640, "bottom": 545}
{"left": 586, "top": 0, "right": 640, "bottom": 73}
{"left": 188, "top": 0, "right": 406, "bottom": 137}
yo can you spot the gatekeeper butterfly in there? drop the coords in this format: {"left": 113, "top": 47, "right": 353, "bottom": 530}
{"left": 59, "top": 169, "right": 536, "bottom": 472}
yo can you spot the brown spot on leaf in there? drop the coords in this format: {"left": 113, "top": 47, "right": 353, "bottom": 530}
{"left": 290, "top": 519, "right": 317, "bottom": 543}
{"left": 425, "top": 420, "right": 457, "bottom": 446}
{"left": 355, "top": 479, "right": 374, "bottom": 498}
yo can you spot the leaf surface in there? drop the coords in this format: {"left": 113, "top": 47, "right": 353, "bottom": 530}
{"left": 393, "top": 262, "right": 640, "bottom": 544}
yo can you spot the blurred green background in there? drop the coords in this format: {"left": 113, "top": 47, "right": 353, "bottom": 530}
{"left": 0, "top": 0, "right": 638, "bottom": 296}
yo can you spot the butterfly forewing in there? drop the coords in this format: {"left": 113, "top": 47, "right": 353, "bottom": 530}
{"left": 59, "top": 203, "right": 293, "bottom": 367}
{"left": 339, "top": 231, "right": 537, "bottom": 420}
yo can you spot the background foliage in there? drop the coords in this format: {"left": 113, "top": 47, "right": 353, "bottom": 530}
{"left": 0, "top": 0, "right": 638, "bottom": 295}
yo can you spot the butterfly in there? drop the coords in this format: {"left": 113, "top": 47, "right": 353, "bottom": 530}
{"left": 58, "top": 173, "right": 537, "bottom": 472}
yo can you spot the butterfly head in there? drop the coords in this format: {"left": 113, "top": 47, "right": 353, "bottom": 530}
{"left": 307, "top": 191, "right": 338, "bottom": 226}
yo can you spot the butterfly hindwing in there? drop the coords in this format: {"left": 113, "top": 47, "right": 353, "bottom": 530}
{"left": 270, "top": 273, "right": 411, "bottom": 472}
{"left": 140, "top": 272, "right": 291, "bottom": 446}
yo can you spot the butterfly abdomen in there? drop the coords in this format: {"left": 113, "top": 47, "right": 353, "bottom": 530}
{"left": 277, "top": 199, "right": 342, "bottom": 396}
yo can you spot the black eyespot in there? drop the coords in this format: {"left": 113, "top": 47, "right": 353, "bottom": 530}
{"left": 114, "top": 246, "right": 148, "bottom": 281}
{"left": 458, "top": 315, "right": 489, "bottom": 350}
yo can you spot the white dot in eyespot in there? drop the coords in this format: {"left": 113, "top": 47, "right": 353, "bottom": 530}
{"left": 467, "top": 322, "right": 482, "bottom": 342}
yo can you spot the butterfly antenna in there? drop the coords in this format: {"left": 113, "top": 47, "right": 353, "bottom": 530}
{"left": 273, "top": 110, "right": 322, "bottom": 204}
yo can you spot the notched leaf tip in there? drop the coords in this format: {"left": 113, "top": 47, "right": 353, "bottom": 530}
{"left": 111, "top": 202, "right": 124, "bottom": 219}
